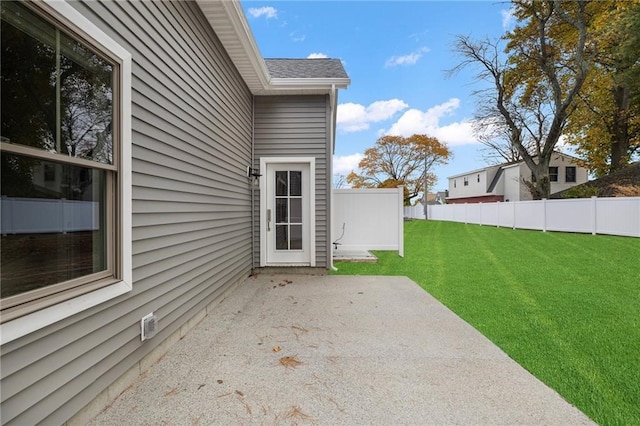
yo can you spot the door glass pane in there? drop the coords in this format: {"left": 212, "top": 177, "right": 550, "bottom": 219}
{"left": 275, "top": 225, "right": 288, "bottom": 250}
{"left": 0, "top": 152, "right": 107, "bottom": 298}
{"left": 290, "top": 225, "right": 302, "bottom": 250}
{"left": 289, "top": 171, "right": 302, "bottom": 196}
{"left": 275, "top": 171, "right": 287, "bottom": 196}
{"left": 290, "top": 198, "right": 302, "bottom": 223}
{"left": 275, "top": 198, "right": 288, "bottom": 223}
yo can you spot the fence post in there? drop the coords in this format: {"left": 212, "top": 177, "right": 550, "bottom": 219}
{"left": 464, "top": 203, "right": 468, "bottom": 224}
{"left": 496, "top": 201, "right": 500, "bottom": 228}
{"left": 512, "top": 201, "right": 516, "bottom": 230}
{"left": 591, "top": 196, "right": 597, "bottom": 235}
{"left": 542, "top": 198, "right": 547, "bottom": 232}
{"left": 398, "top": 186, "right": 404, "bottom": 257}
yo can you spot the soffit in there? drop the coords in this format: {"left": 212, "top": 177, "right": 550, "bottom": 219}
{"left": 195, "top": 0, "right": 349, "bottom": 95}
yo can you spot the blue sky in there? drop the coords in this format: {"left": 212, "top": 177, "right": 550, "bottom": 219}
{"left": 242, "top": 1, "right": 516, "bottom": 191}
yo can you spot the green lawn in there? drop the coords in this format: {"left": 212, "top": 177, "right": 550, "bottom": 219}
{"left": 332, "top": 220, "right": 640, "bottom": 426}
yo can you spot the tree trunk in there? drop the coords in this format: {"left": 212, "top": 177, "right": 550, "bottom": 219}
{"left": 609, "top": 84, "right": 631, "bottom": 173}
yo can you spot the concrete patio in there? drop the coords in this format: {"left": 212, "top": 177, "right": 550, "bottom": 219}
{"left": 88, "top": 272, "right": 593, "bottom": 425}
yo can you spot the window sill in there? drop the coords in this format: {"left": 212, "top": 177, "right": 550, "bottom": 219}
{"left": 0, "top": 279, "right": 131, "bottom": 345}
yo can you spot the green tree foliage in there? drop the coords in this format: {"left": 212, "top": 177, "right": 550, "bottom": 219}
{"left": 564, "top": 0, "right": 640, "bottom": 177}
{"left": 346, "top": 134, "right": 451, "bottom": 205}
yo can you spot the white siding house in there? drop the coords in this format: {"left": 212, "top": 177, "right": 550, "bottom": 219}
{"left": 447, "top": 153, "right": 589, "bottom": 203}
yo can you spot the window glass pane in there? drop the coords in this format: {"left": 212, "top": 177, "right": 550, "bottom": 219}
{"left": 275, "top": 171, "right": 287, "bottom": 196}
{"left": 1, "top": 152, "right": 107, "bottom": 298}
{"left": 275, "top": 225, "right": 288, "bottom": 250}
{"left": 566, "top": 167, "right": 576, "bottom": 183}
{"left": 1, "top": 3, "right": 56, "bottom": 153}
{"left": 290, "top": 171, "right": 302, "bottom": 196}
{"left": 290, "top": 198, "right": 302, "bottom": 223}
{"left": 275, "top": 198, "right": 288, "bottom": 223}
{"left": 1, "top": 1, "right": 113, "bottom": 164}
{"left": 290, "top": 225, "right": 302, "bottom": 250}
{"left": 59, "top": 32, "right": 113, "bottom": 164}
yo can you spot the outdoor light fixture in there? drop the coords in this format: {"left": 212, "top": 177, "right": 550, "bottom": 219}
{"left": 247, "top": 166, "right": 262, "bottom": 186}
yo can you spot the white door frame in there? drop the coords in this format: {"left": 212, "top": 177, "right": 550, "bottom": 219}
{"left": 259, "top": 157, "right": 316, "bottom": 267}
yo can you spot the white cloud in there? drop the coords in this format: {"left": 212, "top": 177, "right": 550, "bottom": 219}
{"left": 337, "top": 99, "right": 408, "bottom": 132}
{"left": 385, "top": 47, "right": 430, "bottom": 68}
{"left": 384, "top": 98, "right": 478, "bottom": 146}
{"left": 501, "top": 7, "right": 516, "bottom": 30}
{"left": 333, "top": 153, "right": 364, "bottom": 175}
{"left": 248, "top": 6, "right": 278, "bottom": 19}
{"left": 307, "top": 53, "right": 328, "bottom": 59}
{"left": 290, "top": 32, "right": 306, "bottom": 42}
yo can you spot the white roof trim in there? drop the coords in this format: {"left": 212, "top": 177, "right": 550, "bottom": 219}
{"left": 196, "top": 0, "right": 348, "bottom": 95}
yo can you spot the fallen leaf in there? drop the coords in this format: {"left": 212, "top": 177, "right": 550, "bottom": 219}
{"left": 279, "top": 356, "right": 303, "bottom": 369}
{"left": 272, "top": 345, "right": 282, "bottom": 352}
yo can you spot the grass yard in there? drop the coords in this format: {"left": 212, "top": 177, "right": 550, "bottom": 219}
{"left": 332, "top": 220, "right": 640, "bottom": 426}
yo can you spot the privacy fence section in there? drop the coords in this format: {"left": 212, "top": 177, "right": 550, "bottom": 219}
{"left": 1, "top": 197, "right": 100, "bottom": 234}
{"left": 427, "top": 196, "right": 640, "bottom": 238}
{"left": 333, "top": 187, "right": 404, "bottom": 256}
{"left": 404, "top": 204, "right": 425, "bottom": 219}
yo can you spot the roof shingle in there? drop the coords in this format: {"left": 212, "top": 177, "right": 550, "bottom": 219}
{"left": 265, "top": 58, "right": 349, "bottom": 79}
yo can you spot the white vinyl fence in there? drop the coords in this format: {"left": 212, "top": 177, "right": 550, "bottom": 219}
{"left": 333, "top": 187, "right": 404, "bottom": 256}
{"left": 1, "top": 197, "right": 100, "bottom": 234}
{"left": 427, "top": 196, "right": 640, "bottom": 238}
{"left": 404, "top": 204, "right": 425, "bottom": 219}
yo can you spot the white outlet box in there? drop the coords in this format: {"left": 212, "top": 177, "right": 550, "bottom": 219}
{"left": 140, "top": 313, "right": 157, "bottom": 341}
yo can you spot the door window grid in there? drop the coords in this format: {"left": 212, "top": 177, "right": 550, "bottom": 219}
{"left": 275, "top": 170, "right": 303, "bottom": 251}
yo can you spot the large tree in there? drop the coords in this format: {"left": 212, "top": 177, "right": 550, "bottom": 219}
{"left": 346, "top": 134, "right": 451, "bottom": 205}
{"left": 452, "top": 0, "right": 591, "bottom": 199}
{"left": 564, "top": 1, "right": 640, "bottom": 177}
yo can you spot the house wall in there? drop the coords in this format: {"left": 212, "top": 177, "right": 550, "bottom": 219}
{"left": 503, "top": 165, "right": 525, "bottom": 202}
{"left": 448, "top": 170, "right": 487, "bottom": 199}
{"left": 516, "top": 155, "right": 589, "bottom": 201}
{"left": 252, "top": 95, "right": 331, "bottom": 268}
{"left": 1, "top": 1, "right": 253, "bottom": 425}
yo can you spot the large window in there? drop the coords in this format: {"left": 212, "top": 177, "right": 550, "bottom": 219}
{"left": 566, "top": 166, "right": 577, "bottom": 183}
{"left": 1, "top": 1, "right": 130, "bottom": 326}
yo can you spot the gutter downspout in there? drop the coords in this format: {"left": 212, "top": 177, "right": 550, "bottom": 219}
{"left": 250, "top": 95, "right": 256, "bottom": 270}
{"left": 329, "top": 84, "right": 338, "bottom": 271}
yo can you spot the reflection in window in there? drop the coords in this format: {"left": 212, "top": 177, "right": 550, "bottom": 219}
{"left": 1, "top": 153, "right": 107, "bottom": 298}
{"left": 1, "top": 1, "right": 117, "bottom": 314}
{"left": 1, "top": 1, "right": 113, "bottom": 164}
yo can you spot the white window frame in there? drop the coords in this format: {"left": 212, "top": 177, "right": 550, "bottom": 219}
{"left": 0, "top": 0, "right": 132, "bottom": 345}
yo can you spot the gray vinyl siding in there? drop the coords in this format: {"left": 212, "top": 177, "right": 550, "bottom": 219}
{"left": 252, "top": 95, "right": 331, "bottom": 268}
{"left": 0, "top": 1, "right": 253, "bottom": 424}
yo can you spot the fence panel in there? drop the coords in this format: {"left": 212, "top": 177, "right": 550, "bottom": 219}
{"left": 333, "top": 188, "right": 404, "bottom": 256}
{"left": 427, "top": 197, "right": 640, "bottom": 238}
{"left": 1, "top": 197, "right": 99, "bottom": 234}
{"left": 546, "top": 198, "right": 592, "bottom": 234}
{"left": 596, "top": 197, "right": 640, "bottom": 237}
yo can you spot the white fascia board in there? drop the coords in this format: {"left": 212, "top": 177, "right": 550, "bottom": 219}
{"left": 269, "top": 78, "right": 351, "bottom": 91}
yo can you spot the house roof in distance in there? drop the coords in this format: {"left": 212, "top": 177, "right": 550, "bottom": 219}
{"left": 265, "top": 58, "right": 349, "bottom": 79}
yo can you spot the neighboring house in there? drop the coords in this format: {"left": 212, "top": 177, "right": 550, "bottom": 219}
{"left": 422, "top": 191, "right": 447, "bottom": 206}
{"left": 446, "top": 152, "right": 589, "bottom": 204}
{"left": 550, "top": 161, "right": 640, "bottom": 198}
{"left": 0, "top": 1, "right": 349, "bottom": 424}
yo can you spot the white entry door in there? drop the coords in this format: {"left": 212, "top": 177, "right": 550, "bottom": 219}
{"left": 262, "top": 160, "right": 314, "bottom": 266}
